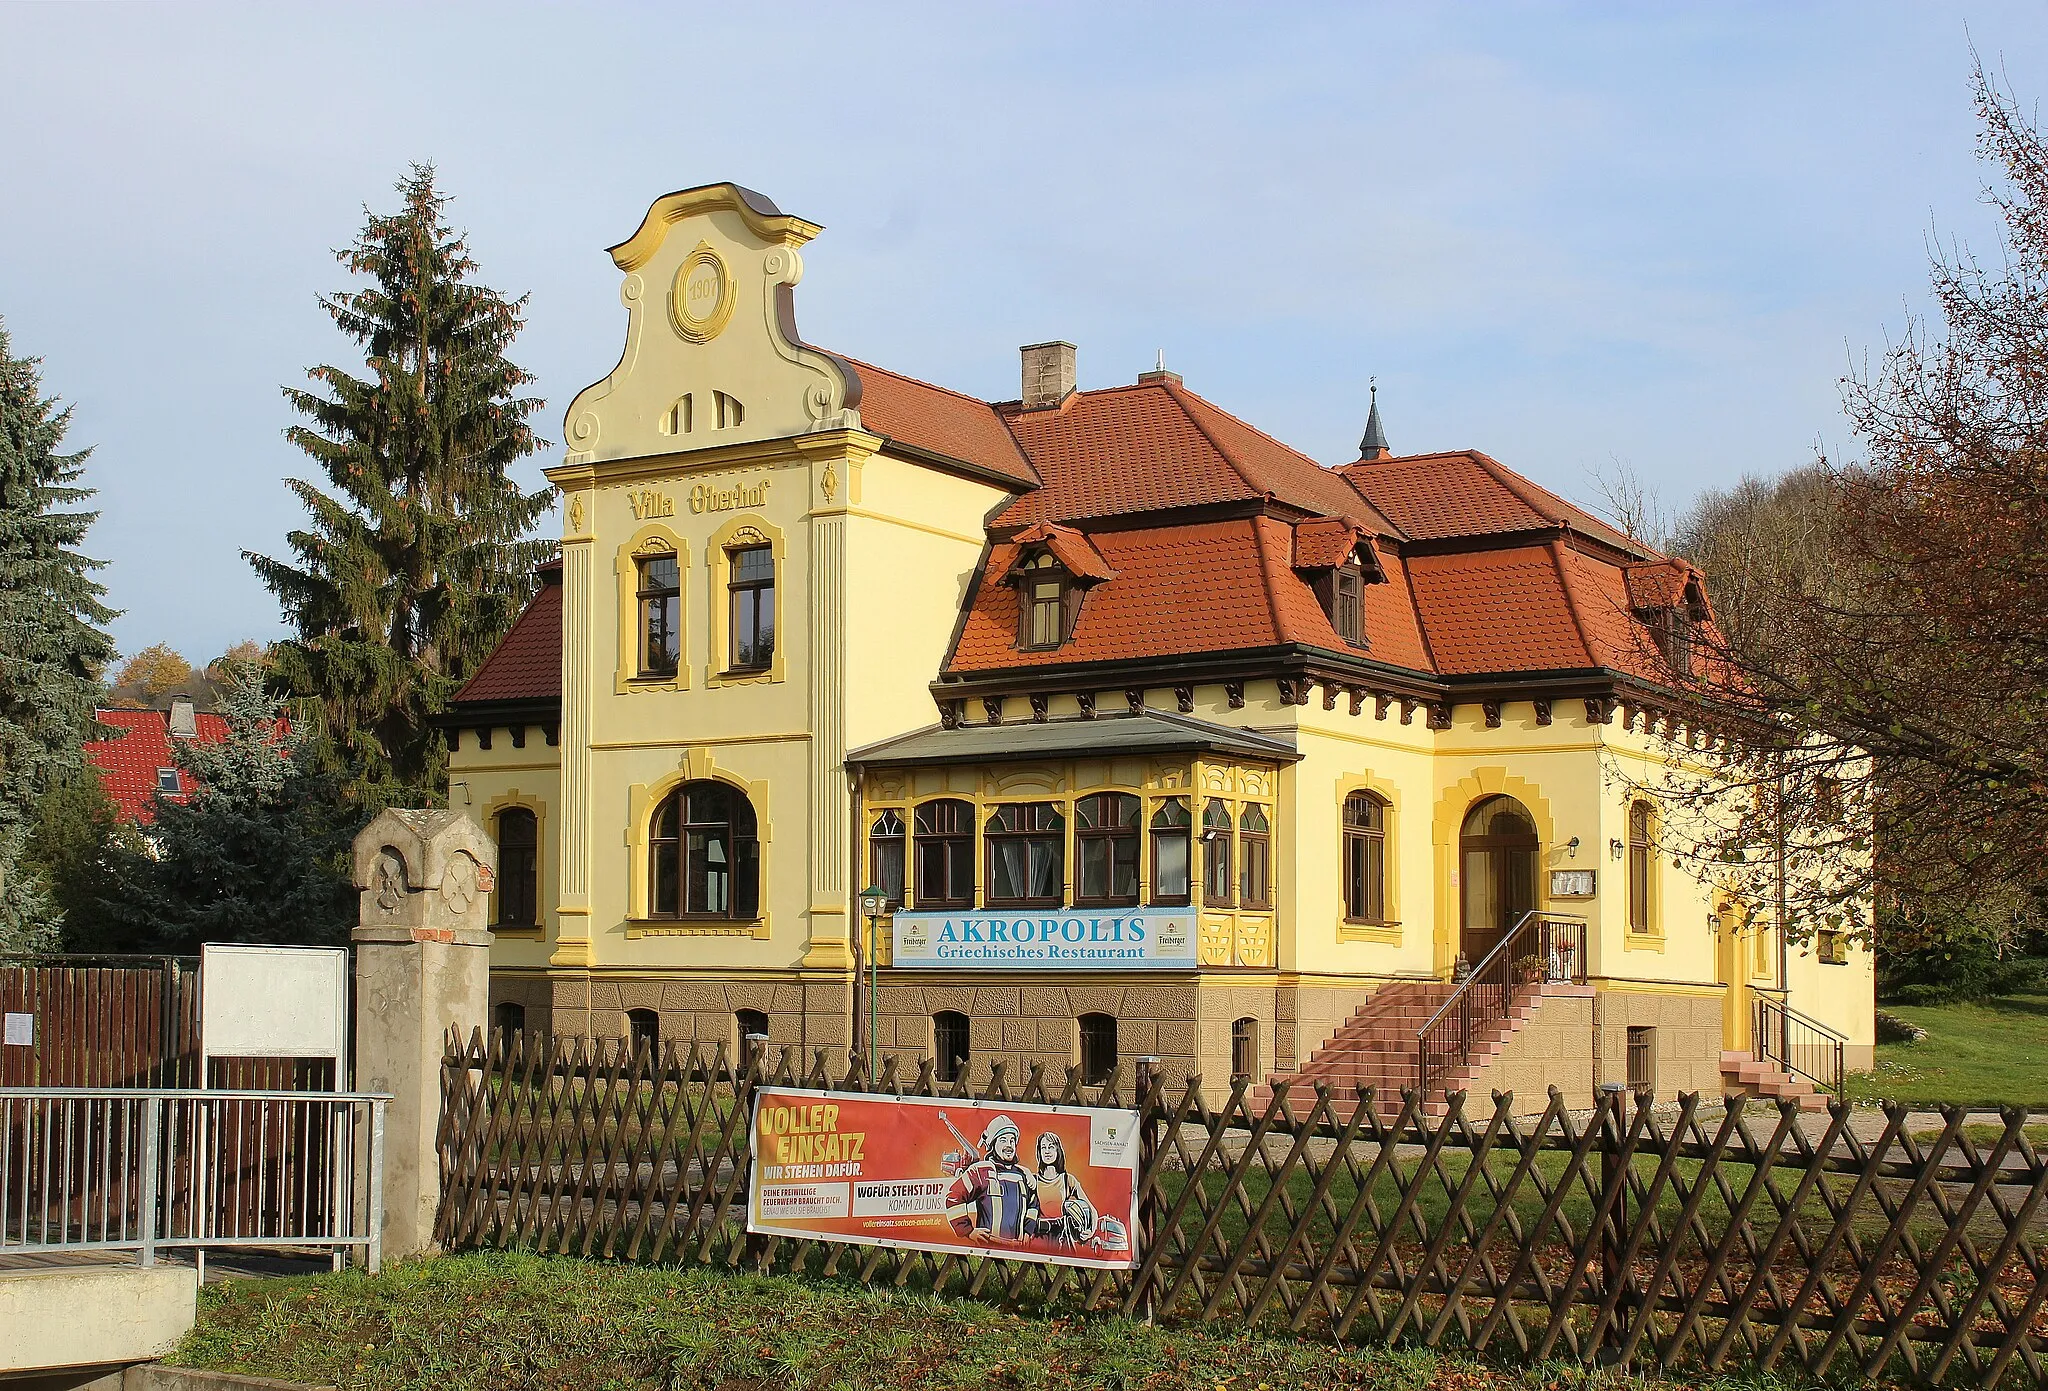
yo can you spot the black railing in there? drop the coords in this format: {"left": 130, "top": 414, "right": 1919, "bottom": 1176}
{"left": 1751, "top": 993, "right": 1845, "bottom": 1095}
{"left": 1416, "top": 911, "right": 1588, "bottom": 1094}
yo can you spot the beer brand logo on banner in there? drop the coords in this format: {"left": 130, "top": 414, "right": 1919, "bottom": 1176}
{"left": 745, "top": 1087, "right": 1140, "bottom": 1270}
{"left": 890, "top": 908, "right": 1195, "bottom": 971}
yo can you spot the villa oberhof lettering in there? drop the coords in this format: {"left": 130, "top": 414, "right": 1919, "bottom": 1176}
{"left": 691, "top": 478, "right": 769, "bottom": 514}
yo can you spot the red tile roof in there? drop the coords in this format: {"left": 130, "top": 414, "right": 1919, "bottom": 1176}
{"left": 454, "top": 565, "right": 563, "bottom": 705}
{"left": 995, "top": 381, "right": 1393, "bottom": 532}
{"left": 949, "top": 518, "right": 1435, "bottom": 676}
{"left": 1340, "top": 450, "right": 1644, "bottom": 554}
{"left": 84, "top": 708, "right": 230, "bottom": 823}
{"left": 1404, "top": 546, "right": 1594, "bottom": 675}
{"left": 842, "top": 358, "right": 1038, "bottom": 488}
{"left": 454, "top": 351, "right": 1718, "bottom": 703}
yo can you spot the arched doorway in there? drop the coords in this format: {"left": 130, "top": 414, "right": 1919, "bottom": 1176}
{"left": 1459, "top": 795, "right": 1539, "bottom": 963}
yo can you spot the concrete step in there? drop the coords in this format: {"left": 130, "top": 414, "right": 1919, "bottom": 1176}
{"left": 1720, "top": 1051, "right": 1829, "bottom": 1112}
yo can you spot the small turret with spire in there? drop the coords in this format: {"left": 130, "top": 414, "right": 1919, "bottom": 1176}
{"left": 1358, "top": 378, "right": 1390, "bottom": 462}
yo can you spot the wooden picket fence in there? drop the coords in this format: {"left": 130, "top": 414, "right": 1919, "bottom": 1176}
{"left": 438, "top": 1028, "right": 2048, "bottom": 1388}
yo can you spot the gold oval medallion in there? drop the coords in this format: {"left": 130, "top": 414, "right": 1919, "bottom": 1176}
{"left": 670, "top": 241, "right": 735, "bottom": 344}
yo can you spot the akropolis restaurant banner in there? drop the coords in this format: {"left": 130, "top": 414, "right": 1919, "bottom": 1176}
{"left": 745, "top": 1087, "right": 1141, "bottom": 1270}
{"left": 888, "top": 907, "right": 1197, "bottom": 970}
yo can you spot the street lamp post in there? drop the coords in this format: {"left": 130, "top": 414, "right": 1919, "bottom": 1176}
{"left": 858, "top": 885, "right": 889, "bottom": 1079}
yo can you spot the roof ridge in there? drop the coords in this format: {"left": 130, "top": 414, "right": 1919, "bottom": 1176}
{"left": 1167, "top": 379, "right": 1329, "bottom": 473}
{"left": 1160, "top": 379, "right": 1265, "bottom": 504}
{"left": 1465, "top": 451, "right": 1653, "bottom": 556}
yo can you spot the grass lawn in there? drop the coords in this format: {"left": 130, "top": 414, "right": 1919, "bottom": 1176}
{"left": 173, "top": 1250, "right": 1830, "bottom": 1391}
{"left": 1845, "top": 989, "right": 2048, "bottom": 1108}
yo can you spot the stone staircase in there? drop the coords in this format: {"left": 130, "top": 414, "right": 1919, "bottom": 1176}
{"left": 1249, "top": 979, "right": 1553, "bottom": 1121}
{"left": 1721, "top": 1051, "right": 1830, "bottom": 1112}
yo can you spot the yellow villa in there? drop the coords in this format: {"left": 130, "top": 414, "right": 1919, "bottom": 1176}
{"left": 443, "top": 182, "right": 1872, "bottom": 1111}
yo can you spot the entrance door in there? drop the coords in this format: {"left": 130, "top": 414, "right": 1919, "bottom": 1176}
{"left": 1716, "top": 905, "right": 1750, "bottom": 1052}
{"left": 1459, "top": 795, "right": 1538, "bottom": 964}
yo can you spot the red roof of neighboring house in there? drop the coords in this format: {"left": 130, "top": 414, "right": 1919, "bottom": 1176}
{"left": 453, "top": 564, "right": 563, "bottom": 705}
{"left": 84, "top": 707, "right": 230, "bottom": 823}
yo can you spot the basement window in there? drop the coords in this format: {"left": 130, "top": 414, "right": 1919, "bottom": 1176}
{"left": 1626, "top": 1026, "right": 1656, "bottom": 1098}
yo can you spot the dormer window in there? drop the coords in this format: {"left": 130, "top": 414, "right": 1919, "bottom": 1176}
{"left": 1018, "top": 552, "right": 1071, "bottom": 649}
{"left": 1655, "top": 607, "right": 1695, "bottom": 676}
{"left": 1332, "top": 565, "right": 1365, "bottom": 646}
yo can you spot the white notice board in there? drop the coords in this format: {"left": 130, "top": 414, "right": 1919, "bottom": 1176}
{"left": 199, "top": 943, "right": 349, "bottom": 1063}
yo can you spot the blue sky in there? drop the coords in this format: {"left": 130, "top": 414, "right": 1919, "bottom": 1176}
{"left": 2, "top": 2, "right": 2043, "bottom": 663}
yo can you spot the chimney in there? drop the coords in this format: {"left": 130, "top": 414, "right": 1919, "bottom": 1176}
{"left": 168, "top": 695, "right": 198, "bottom": 739}
{"left": 1020, "top": 341, "right": 1076, "bottom": 409}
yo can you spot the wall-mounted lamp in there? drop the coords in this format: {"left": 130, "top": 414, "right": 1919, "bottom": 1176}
{"left": 1609, "top": 838, "right": 1625, "bottom": 861}
{"left": 1565, "top": 836, "right": 1581, "bottom": 859}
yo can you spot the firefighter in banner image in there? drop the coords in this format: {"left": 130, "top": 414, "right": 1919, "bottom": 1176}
{"left": 944, "top": 1115, "right": 1032, "bottom": 1244}
{"left": 1025, "top": 1131, "right": 1098, "bottom": 1249}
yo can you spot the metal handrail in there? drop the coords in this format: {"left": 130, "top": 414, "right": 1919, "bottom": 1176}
{"left": 1417, "top": 911, "right": 1589, "bottom": 1095}
{"left": 0, "top": 1086, "right": 388, "bottom": 1271}
{"left": 1751, "top": 994, "right": 1846, "bottom": 1095}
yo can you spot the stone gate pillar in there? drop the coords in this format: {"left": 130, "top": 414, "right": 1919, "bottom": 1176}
{"left": 351, "top": 809, "right": 495, "bottom": 1263}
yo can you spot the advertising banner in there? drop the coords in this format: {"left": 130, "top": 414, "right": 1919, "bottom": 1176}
{"left": 889, "top": 908, "right": 1197, "bottom": 971}
{"left": 745, "top": 1087, "right": 1141, "bottom": 1270}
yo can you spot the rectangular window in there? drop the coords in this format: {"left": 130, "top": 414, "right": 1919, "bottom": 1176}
{"left": 495, "top": 808, "right": 539, "bottom": 928}
{"left": 933, "top": 1011, "right": 970, "bottom": 1084}
{"left": 1627, "top": 803, "right": 1653, "bottom": 934}
{"left": 1238, "top": 804, "right": 1271, "bottom": 909}
{"left": 1030, "top": 580, "right": 1064, "bottom": 646}
{"left": 1626, "top": 1026, "right": 1656, "bottom": 1096}
{"left": 1149, "top": 799, "right": 1191, "bottom": 907}
{"left": 637, "top": 554, "right": 681, "bottom": 676}
{"left": 1333, "top": 568, "right": 1364, "bottom": 645}
{"left": 913, "top": 800, "right": 974, "bottom": 908}
{"left": 1343, "top": 794, "right": 1387, "bottom": 924}
{"left": 1075, "top": 793, "right": 1140, "bottom": 906}
{"left": 868, "top": 809, "right": 905, "bottom": 911}
{"left": 1202, "top": 800, "right": 1234, "bottom": 907}
{"left": 155, "top": 767, "right": 181, "bottom": 794}
{"left": 728, "top": 545, "right": 775, "bottom": 671}
{"left": 1817, "top": 928, "right": 1849, "bottom": 965}
{"left": 985, "top": 803, "right": 1063, "bottom": 908}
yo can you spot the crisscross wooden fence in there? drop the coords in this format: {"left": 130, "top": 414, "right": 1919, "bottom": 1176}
{"left": 438, "top": 1029, "right": 2048, "bottom": 1388}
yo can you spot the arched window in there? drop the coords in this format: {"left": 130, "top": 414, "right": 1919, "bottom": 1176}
{"left": 493, "top": 1000, "right": 525, "bottom": 1042}
{"left": 649, "top": 781, "right": 759, "bottom": 920}
{"left": 736, "top": 1008, "right": 769, "bottom": 1073}
{"left": 727, "top": 544, "right": 775, "bottom": 671}
{"left": 932, "top": 1011, "right": 970, "bottom": 1084}
{"left": 1017, "top": 552, "right": 1071, "bottom": 649}
{"left": 1628, "top": 801, "right": 1655, "bottom": 934}
{"left": 636, "top": 552, "right": 681, "bottom": 677}
{"left": 1149, "top": 798, "right": 1191, "bottom": 906}
{"left": 913, "top": 800, "right": 974, "bottom": 908}
{"left": 626, "top": 1008, "right": 659, "bottom": 1057}
{"left": 868, "top": 809, "right": 905, "bottom": 910}
{"left": 1075, "top": 792, "right": 1140, "bottom": 905}
{"left": 1238, "top": 804, "right": 1271, "bottom": 908}
{"left": 1342, "top": 793, "right": 1388, "bottom": 924}
{"left": 1201, "top": 800, "right": 1234, "bottom": 907}
{"left": 493, "top": 806, "right": 538, "bottom": 928}
{"left": 985, "top": 802, "right": 1063, "bottom": 908}
{"left": 1231, "top": 1017, "right": 1259, "bottom": 1079}
{"left": 1079, "top": 1013, "right": 1118, "bottom": 1086}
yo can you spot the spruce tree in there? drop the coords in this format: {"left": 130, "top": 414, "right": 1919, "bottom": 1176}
{"left": 248, "top": 164, "right": 551, "bottom": 811}
{"left": 98, "top": 661, "right": 355, "bottom": 952}
{"left": 0, "top": 319, "right": 117, "bottom": 952}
